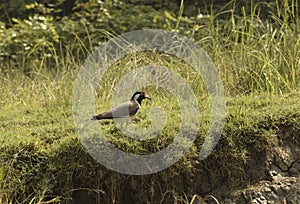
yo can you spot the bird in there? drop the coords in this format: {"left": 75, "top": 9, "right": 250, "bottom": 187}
{"left": 91, "top": 91, "right": 151, "bottom": 121}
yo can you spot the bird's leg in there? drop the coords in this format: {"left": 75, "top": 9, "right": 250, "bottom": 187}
{"left": 117, "top": 118, "right": 130, "bottom": 130}
{"left": 120, "top": 120, "right": 124, "bottom": 129}
{"left": 125, "top": 118, "right": 129, "bottom": 130}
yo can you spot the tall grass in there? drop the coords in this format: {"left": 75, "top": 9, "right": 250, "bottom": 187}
{"left": 192, "top": 0, "right": 300, "bottom": 95}
{"left": 1, "top": 1, "right": 299, "bottom": 96}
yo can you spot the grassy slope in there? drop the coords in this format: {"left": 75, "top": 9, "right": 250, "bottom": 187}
{"left": 0, "top": 69, "right": 299, "bottom": 203}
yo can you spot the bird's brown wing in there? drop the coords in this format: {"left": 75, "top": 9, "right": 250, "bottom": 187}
{"left": 95, "top": 100, "right": 139, "bottom": 119}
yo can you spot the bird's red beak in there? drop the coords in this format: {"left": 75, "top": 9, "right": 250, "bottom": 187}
{"left": 144, "top": 94, "right": 151, "bottom": 100}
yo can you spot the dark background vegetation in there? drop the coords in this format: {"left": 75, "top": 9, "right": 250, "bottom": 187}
{"left": 1, "top": 0, "right": 299, "bottom": 74}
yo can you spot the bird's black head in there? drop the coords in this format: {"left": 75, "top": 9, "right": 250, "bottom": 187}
{"left": 131, "top": 91, "right": 151, "bottom": 105}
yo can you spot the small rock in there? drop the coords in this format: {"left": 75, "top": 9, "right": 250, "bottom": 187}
{"left": 289, "top": 162, "right": 300, "bottom": 176}
{"left": 268, "top": 170, "right": 279, "bottom": 180}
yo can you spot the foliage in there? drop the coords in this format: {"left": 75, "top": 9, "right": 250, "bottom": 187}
{"left": 0, "top": 0, "right": 299, "bottom": 93}
{"left": 0, "top": 15, "right": 59, "bottom": 72}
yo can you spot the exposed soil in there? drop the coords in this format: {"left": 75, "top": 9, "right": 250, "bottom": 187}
{"left": 69, "top": 126, "right": 300, "bottom": 204}
{"left": 213, "top": 127, "right": 300, "bottom": 204}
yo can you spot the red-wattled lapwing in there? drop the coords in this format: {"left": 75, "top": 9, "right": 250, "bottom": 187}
{"left": 91, "top": 91, "right": 151, "bottom": 121}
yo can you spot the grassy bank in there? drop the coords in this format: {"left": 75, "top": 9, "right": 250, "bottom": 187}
{"left": 0, "top": 65, "right": 299, "bottom": 203}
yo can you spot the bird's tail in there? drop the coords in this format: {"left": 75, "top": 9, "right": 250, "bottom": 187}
{"left": 91, "top": 115, "right": 101, "bottom": 120}
{"left": 91, "top": 114, "right": 116, "bottom": 120}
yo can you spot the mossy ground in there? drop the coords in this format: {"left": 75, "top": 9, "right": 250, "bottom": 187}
{"left": 0, "top": 69, "right": 299, "bottom": 203}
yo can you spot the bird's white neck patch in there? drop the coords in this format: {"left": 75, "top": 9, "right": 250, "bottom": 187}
{"left": 133, "top": 93, "right": 141, "bottom": 101}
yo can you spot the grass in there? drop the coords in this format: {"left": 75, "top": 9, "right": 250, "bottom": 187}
{"left": 0, "top": 0, "right": 300, "bottom": 203}
{"left": 0, "top": 61, "right": 299, "bottom": 203}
